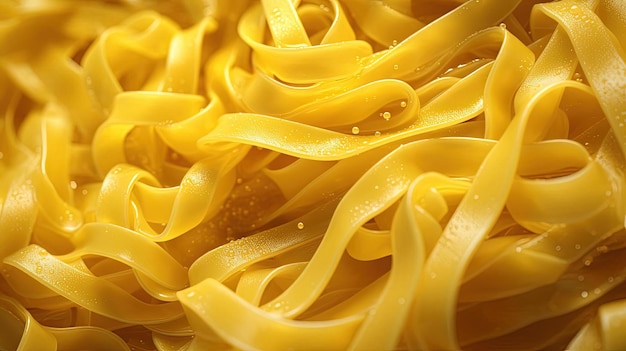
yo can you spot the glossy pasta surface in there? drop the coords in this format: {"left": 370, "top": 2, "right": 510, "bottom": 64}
{"left": 1, "top": 0, "right": 626, "bottom": 350}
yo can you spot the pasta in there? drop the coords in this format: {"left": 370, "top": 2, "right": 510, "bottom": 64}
{"left": 1, "top": 0, "right": 626, "bottom": 349}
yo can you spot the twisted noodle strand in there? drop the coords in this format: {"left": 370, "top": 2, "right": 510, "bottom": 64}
{"left": 1, "top": 0, "right": 626, "bottom": 350}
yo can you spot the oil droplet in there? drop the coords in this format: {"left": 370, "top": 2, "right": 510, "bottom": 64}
{"left": 555, "top": 245, "right": 562, "bottom": 252}
{"left": 473, "top": 194, "right": 479, "bottom": 200}
{"left": 392, "top": 39, "right": 398, "bottom": 46}
{"left": 575, "top": 244, "right": 581, "bottom": 250}
{"left": 581, "top": 291, "right": 589, "bottom": 298}
{"left": 577, "top": 275, "right": 585, "bottom": 282}
{"left": 400, "top": 101, "right": 407, "bottom": 108}
{"left": 297, "top": 222, "right": 304, "bottom": 230}
{"left": 398, "top": 297, "right": 406, "bottom": 305}
{"left": 374, "top": 131, "right": 381, "bottom": 136}
{"left": 499, "top": 23, "right": 507, "bottom": 29}
{"left": 351, "top": 126, "right": 360, "bottom": 135}
{"left": 393, "top": 64, "right": 399, "bottom": 70}
{"left": 515, "top": 246, "right": 522, "bottom": 253}
{"left": 573, "top": 72, "right": 583, "bottom": 82}
{"left": 382, "top": 111, "right": 391, "bottom": 120}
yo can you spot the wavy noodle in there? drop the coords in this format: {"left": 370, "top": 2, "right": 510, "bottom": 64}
{"left": 1, "top": 0, "right": 626, "bottom": 350}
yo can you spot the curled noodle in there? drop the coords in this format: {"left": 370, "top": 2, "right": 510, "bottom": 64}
{"left": 1, "top": 0, "right": 626, "bottom": 350}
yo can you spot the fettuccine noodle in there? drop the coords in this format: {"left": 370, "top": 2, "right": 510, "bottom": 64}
{"left": 1, "top": 0, "right": 626, "bottom": 349}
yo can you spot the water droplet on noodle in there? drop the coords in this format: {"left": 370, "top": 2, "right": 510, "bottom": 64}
{"left": 297, "top": 222, "right": 304, "bottom": 230}
{"left": 351, "top": 126, "right": 360, "bottom": 135}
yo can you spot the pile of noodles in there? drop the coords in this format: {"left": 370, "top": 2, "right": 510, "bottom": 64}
{"left": 1, "top": 0, "right": 626, "bottom": 349}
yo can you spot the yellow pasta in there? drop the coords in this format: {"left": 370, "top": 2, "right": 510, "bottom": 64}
{"left": 1, "top": 0, "right": 626, "bottom": 350}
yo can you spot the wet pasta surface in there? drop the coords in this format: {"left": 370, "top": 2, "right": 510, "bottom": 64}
{"left": 1, "top": 0, "right": 626, "bottom": 350}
